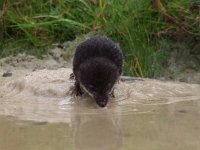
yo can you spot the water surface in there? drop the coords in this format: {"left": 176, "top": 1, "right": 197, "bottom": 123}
{"left": 0, "top": 68, "right": 200, "bottom": 150}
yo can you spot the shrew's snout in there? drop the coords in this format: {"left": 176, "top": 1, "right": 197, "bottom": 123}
{"left": 94, "top": 95, "right": 108, "bottom": 107}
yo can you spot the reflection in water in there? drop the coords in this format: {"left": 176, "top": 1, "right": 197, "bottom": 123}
{"left": 0, "top": 116, "right": 72, "bottom": 150}
{"left": 71, "top": 105, "right": 122, "bottom": 150}
{"left": 0, "top": 68, "right": 200, "bottom": 150}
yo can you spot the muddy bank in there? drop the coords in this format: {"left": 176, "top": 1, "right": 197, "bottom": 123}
{"left": 1, "top": 41, "right": 199, "bottom": 84}
{"left": 0, "top": 33, "right": 93, "bottom": 71}
{"left": 160, "top": 31, "right": 200, "bottom": 84}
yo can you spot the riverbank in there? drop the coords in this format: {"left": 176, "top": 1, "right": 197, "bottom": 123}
{"left": 0, "top": 45, "right": 199, "bottom": 84}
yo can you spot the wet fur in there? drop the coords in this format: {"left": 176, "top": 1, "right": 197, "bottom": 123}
{"left": 72, "top": 35, "right": 123, "bottom": 107}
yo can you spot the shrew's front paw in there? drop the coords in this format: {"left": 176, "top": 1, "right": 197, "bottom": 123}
{"left": 110, "top": 90, "right": 115, "bottom": 98}
{"left": 71, "top": 81, "right": 84, "bottom": 96}
{"left": 72, "top": 87, "right": 83, "bottom": 96}
{"left": 69, "top": 73, "right": 75, "bottom": 80}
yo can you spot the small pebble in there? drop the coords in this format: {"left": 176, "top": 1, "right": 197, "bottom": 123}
{"left": 2, "top": 71, "right": 12, "bottom": 77}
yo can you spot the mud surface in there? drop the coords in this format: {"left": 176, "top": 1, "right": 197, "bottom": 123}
{"left": 160, "top": 32, "right": 200, "bottom": 84}
{"left": 0, "top": 68, "right": 200, "bottom": 150}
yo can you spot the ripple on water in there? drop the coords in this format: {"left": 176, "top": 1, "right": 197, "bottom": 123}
{"left": 0, "top": 68, "right": 200, "bottom": 122}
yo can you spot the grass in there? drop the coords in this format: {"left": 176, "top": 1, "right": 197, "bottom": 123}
{"left": 1, "top": 0, "right": 200, "bottom": 77}
{"left": 1, "top": 0, "right": 94, "bottom": 57}
{"left": 98, "top": 0, "right": 165, "bottom": 77}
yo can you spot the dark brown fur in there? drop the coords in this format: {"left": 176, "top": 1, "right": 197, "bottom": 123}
{"left": 72, "top": 35, "right": 123, "bottom": 107}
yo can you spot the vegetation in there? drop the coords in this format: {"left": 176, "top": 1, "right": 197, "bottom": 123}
{"left": 0, "top": 0, "right": 199, "bottom": 77}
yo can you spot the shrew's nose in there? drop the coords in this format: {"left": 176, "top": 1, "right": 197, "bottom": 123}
{"left": 95, "top": 95, "right": 108, "bottom": 107}
{"left": 98, "top": 100, "right": 107, "bottom": 107}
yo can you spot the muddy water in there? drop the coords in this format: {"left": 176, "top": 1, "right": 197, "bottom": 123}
{"left": 0, "top": 68, "right": 200, "bottom": 150}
